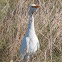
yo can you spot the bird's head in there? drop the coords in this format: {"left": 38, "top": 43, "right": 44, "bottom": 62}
{"left": 29, "top": 4, "right": 40, "bottom": 15}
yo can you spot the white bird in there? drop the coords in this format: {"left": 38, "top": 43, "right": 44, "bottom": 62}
{"left": 20, "top": 4, "right": 40, "bottom": 61}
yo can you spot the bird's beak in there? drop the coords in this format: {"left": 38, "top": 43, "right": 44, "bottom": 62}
{"left": 33, "top": 5, "right": 40, "bottom": 8}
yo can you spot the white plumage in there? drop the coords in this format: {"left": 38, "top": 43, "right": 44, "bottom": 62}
{"left": 20, "top": 4, "right": 40, "bottom": 61}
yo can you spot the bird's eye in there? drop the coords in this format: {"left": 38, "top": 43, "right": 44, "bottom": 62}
{"left": 32, "top": 6, "right": 34, "bottom": 8}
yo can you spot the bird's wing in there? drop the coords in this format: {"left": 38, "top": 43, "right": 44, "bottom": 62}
{"left": 26, "top": 37, "right": 30, "bottom": 53}
{"left": 20, "top": 38, "right": 27, "bottom": 61}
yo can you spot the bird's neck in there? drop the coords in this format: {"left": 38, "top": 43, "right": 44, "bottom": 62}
{"left": 27, "top": 14, "right": 35, "bottom": 32}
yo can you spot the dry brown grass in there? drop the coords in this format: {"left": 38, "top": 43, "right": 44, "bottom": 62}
{"left": 0, "top": 0, "right": 62, "bottom": 62}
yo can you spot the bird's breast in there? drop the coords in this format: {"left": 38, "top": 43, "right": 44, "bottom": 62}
{"left": 27, "top": 30, "right": 39, "bottom": 53}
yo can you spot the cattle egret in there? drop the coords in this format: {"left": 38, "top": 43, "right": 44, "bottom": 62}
{"left": 20, "top": 4, "right": 40, "bottom": 61}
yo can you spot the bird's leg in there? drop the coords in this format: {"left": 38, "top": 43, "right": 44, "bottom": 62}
{"left": 24, "top": 53, "right": 30, "bottom": 62}
{"left": 26, "top": 56, "right": 30, "bottom": 62}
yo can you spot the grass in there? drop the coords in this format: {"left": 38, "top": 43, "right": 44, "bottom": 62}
{"left": 0, "top": 0, "right": 62, "bottom": 62}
